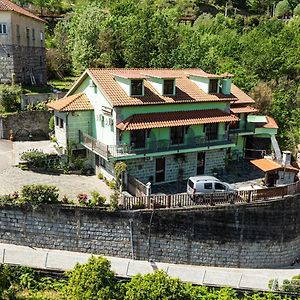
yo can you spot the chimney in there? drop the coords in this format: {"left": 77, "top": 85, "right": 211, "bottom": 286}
{"left": 220, "top": 72, "right": 233, "bottom": 96}
{"left": 282, "top": 151, "right": 292, "bottom": 166}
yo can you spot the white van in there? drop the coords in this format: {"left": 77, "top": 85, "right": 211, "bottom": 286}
{"left": 187, "top": 176, "right": 235, "bottom": 199}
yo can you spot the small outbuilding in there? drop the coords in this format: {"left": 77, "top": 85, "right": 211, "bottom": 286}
{"left": 251, "top": 152, "right": 299, "bottom": 187}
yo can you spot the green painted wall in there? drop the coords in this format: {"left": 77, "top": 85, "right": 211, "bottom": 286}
{"left": 120, "top": 102, "right": 228, "bottom": 120}
{"left": 255, "top": 128, "right": 278, "bottom": 136}
{"left": 72, "top": 76, "right": 116, "bottom": 145}
{"left": 121, "top": 122, "right": 227, "bottom": 146}
{"left": 67, "top": 111, "right": 93, "bottom": 144}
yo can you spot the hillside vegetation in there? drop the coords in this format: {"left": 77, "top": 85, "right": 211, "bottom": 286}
{"left": 0, "top": 256, "right": 299, "bottom": 299}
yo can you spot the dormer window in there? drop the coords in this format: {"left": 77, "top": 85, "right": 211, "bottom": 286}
{"left": 209, "top": 79, "right": 218, "bottom": 93}
{"left": 131, "top": 79, "right": 143, "bottom": 96}
{"left": 163, "top": 79, "right": 175, "bottom": 95}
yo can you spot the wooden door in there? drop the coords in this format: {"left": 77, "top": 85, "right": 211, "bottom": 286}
{"left": 197, "top": 152, "right": 205, "bottom": 175}
{"left": 155, "top": 157, "right": 165, "bottom": 182}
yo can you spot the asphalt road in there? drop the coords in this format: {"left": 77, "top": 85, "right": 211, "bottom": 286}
{"left": 0, "top": 140, "right": 13, "bottom": 172}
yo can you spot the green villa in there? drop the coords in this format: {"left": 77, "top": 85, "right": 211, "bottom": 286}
{"left": 47, "top": 68, "right": 279, "bottom": 185}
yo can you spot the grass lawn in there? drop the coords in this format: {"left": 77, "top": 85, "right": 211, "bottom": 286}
{"left": 49, "top": 76, "right": 78, "bottom": 92}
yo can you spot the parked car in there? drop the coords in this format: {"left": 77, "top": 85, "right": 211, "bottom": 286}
{"left": 187, "top": 176, "right": 235, "bottom": 203}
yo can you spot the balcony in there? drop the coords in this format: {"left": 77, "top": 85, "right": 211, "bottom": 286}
{"left": 229, "top": 124, "right": 255, "bottom": 135}
{"left": 79, "top": 131, "right": 109, "bottom": 159}
{"left": 79, "top": 131, "right": 234, "bottom": 159}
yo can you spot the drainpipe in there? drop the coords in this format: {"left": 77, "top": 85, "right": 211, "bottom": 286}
{"left": 66, "top": 112, "right": 69, "bottom": 160}
{"left": 147, "top": 208, "right": 155, "bottom": 261}
{"left": 129, "top": 218, "right": 134, "bottom": 260}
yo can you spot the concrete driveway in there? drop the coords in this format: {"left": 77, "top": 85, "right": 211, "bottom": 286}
{"left": 0, "top": 140, "right": 13, "bottom": 172}
{"left": 0, "top": 140, "right": 112, "bottom": 201}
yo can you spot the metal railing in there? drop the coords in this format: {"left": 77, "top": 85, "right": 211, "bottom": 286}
{"left": 122, "top": 181, "right": 300, "bottom": 210}
{"left": 108, "top": 134, "right": 233, "bottom": 158}
{"left": 79, "top": 131, "right": 234, "bottom": 158}
{"left": 79, "top": 131, "right": 109, "bottom": 159}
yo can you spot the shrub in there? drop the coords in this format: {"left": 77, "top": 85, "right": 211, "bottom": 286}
{"left": 108, "top": 180, "right": 117, "bottom": 190}
{"left": 21, "top": 184, "right": 59, "bottom": 206}
{"left": 90, "top": 191, "right": 106, "bottom": 207}
{"left": 77, "top": 193, "right": 88, "bottom": 206}
{"left": 0, "top": 194, "right": 17, "bottom": 206}
{"left": 62, "top": 256, "right": 121, "bottom": 300}
{"left": 20, "top": 149, "right": 47, "bottom": 168}
{"left": 0, "top": 84, "right": 22, "bottom": 112}
{"left": 109, "top": 191, "right": 120, "bottom": 211}
{"left": 49, "top": 115, "right": 54, "bottom": 131}
{"left": 294, "top": 3, "right": 300, "bottom": 16}
{"left": 275, "top": 0, "right": 291, "bottom": 17}
{"left": 124, "top": 270, "right": 191, "bottom": 300}
{"left": 98, "top": 172, "right": 104, "bottom": 180}
{"left": 25, "top": 101, "right": 48, "bottom": 111}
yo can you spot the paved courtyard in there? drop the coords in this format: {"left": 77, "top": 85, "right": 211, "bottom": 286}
{"left": 152, "top": 161, "right": 265, "bottom": 194}
{"left": 0, "top": 140, "right": 112, "bottom": 201}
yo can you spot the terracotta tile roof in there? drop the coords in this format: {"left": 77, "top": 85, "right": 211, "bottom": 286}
{"left": 141, "top": 70, "right": 182, "bottom": 79}
{"left": 230, "top": 84, "right": 256, "bottom": 104}
{"left": 230, "top": 106, "right": 258, "bottom": 114}
{"left": 0, "top": 0, "right": 45, "bottom": 22}
{"left": 251, "top": 158, "right": 299, "bottom": 172}
{"left": 47, "top": 93, "right": 93, "bottom": 112}
{"left": 116, "top": 109, "right": 239, "bottom": 131}
{"left": 112, "top": 72, "right": 148, "bottom": 79}
{"left": 263, "top": 116, "right": 278, "bottom": 129}
{"left": 187, "top": 70, "right": 222, "bottom": 78}
{"left": 87, "top": 68, "right": 256, "bottom": 107}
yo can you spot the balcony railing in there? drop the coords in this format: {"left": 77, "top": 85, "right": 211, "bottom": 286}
{"left": 79, "top": 131, "right": 234, "bottom": 159}
{"left": 109, "top": 134, "right": 233, "bottom": 158}
{"left": 79, "top": 131, "right": 109, "bottom": 159}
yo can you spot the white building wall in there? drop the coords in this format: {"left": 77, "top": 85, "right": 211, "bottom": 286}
{"left": 189, "top": 75, "right": 210, "bottom": 94}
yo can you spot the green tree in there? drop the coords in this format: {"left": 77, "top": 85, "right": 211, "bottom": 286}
{"left": 293, "top": 3, "right": 300, "bottom": 16}
{"left": 124, "top": 270, "right": 191, "bottom": 300}
{"left": 67, "top": 3, "right": 107, "bottom": 73}
{"left": 0, "top": 84, "right": 21, "bottom": 112}
{"left": 62, "top": 256, "right": 122, "bottom": 300}
{"left": 275, "top": 0, "right": 291, "bottom": 17}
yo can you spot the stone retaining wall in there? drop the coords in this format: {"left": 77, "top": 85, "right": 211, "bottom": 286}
{"left": 0, "top": 194, "right": 299, "bottom": 268}
{"left": 0, "top": 111, "right": 51, "bottom": 140}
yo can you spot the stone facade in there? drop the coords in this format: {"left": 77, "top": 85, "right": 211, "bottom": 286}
{"left": 205, "top": 149, "right": 226, "bottom": 174}
{"left": 0, "top": 45, "right": 46, "bottom": 85}
{"left": 0, "top": 194, "right": 299, "bottom": 268}
{"left": 126, "top": 149, "right": 226, "bottom": 184}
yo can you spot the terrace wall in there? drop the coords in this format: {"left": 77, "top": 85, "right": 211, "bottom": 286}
{"left": 0, "top": 194, "right": 299, "bottom": 268}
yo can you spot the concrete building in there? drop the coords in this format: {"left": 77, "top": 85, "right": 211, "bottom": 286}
{"left": 47, "top": 68, "right": 279, "bottom": 185}
{"left": 0, "top": 0, "right": 46, "bottom": 85}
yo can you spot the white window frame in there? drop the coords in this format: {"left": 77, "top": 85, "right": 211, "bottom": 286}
{"left": 0, "top": 23, "right": 8, "bottom": 35}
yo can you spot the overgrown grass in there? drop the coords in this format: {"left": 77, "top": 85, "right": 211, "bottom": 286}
{"left": 22, "top": 76, "right": 77, "bottom": 94}
{"left": 49, "top": 77, "right": 78, "bottom": 92}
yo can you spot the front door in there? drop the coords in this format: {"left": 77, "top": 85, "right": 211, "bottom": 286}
{"left": 197, "top": 152, "right": 205, "bottom": 175}
{"left": 155, "top": 157, "right": 165, "bottom": 182}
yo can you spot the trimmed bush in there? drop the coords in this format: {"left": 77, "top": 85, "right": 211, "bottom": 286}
{"left": 21, "top": 184, "right": 59, "bottom": 206}
{"left": 20, "top": 149, "right": 47, "bottom": 168}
